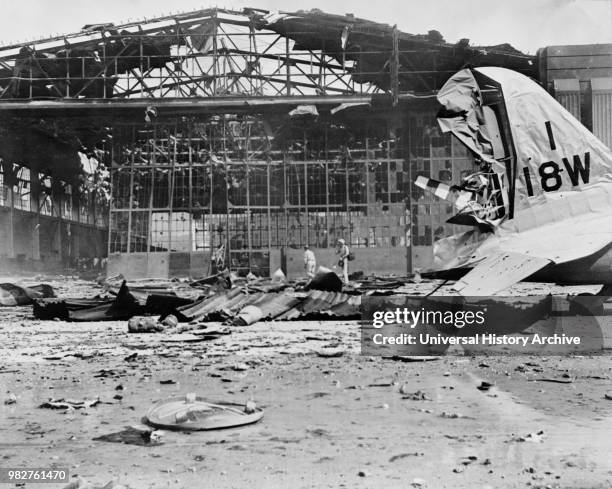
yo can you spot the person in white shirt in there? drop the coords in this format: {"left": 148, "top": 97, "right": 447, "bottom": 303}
{"left": 303, "top": 245, "right": 316, "bottom": 278}
{"left": 336, "top": 238, "right": 350, "bottom": 284}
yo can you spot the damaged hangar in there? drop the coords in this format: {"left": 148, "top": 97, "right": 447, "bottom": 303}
{"left": 0, "top": 8, "right": 541, "bottom": 278}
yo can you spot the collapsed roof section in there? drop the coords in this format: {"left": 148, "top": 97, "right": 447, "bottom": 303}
{"left": 0, "top": 7, "right": 536, "bottom": 185}
{"left": 250, "top": 9, "right": 536, "bottom": 93}
{"left": 0, "top": 7, "right": 536, "bottom": 101}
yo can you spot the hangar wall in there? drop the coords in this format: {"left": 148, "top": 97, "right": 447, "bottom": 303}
{"left": 0, "top": 8, "right": 539, "bottom": 278}
{"left": 106, "top": 106, "right": 473, "bottom": 279}
{"left": 540, "top": 43, "right": 612, "bottom": 147}
{"left": 0, "top": 167, "right": 108, "bottom": 272}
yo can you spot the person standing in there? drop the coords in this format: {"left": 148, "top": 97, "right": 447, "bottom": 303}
{"left": 336, "top": 238, "right": 350, "bottom": 284}
{"left": 303, "top": 245, "right": 316, "bottom": 278}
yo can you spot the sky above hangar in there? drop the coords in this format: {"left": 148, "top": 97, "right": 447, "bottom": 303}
{"left": 0, "top": 0, "right": 611, "bottom": 53}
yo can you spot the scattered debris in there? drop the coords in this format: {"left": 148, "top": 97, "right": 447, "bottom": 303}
{"left": 389, "top": 452, "right": 423, "bottom": 462}
{"left": 305, "top": 392, "right": 330, "bottom": 399}
{"left": 316, "top": 350, "right": 345, "bottom": 358}
{"left": 128, "top": 316, "right": 163, "bottom": 333}
{"left": 511, "top": 430, "right": 545, "bottom": 443}
{"left": 386, "top": 356, "right": 441, "bottom": 362}
{"left": 439, "top": 411, "right": 474, "bottom": 419}
{"left": 401, "top": 389, "right": 431, "bottom": 401}
{"left": 460, "top": 455, "right": 478, "bottom": 465}
{"left": 307, "top": 428, "right": 330, "bottom": 437}
{"left": 161, "top": 314, "right": 178, "bottom": 328}
{"left": 228, "top": 363, "right": 250, "bottom": 371}
{"left": 0, "top": 282, "right": 55, "bottom": 306}
{"left": 529, "top": 377, "right": 573, "bottom": 384}
{"left": 149, "top": 430, "right": 164, "bottom": 443}
{"left": 93, "top": 426, "right": 163, "bottom": 446}
{"left": 477, "top": 381, "right": 494, "bottom": 391}
{"left": 39, "top": 398, "right": 100, "bottom": 411}
{"left": 35, "top": 280, "right": 192, "bottom": 322}
{"left": 271, "top": 268, "right": 287, "bottom": 283}
{"left": 305, "top": 268, "right": 343, "bottom": 293}
{"left": 4, "top": 392, "right": 17, "bottom": 405}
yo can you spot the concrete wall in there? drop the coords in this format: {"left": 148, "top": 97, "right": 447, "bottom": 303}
{"left": 269, "top": 249, "right": 282, "bottom": 276}
{"left": 1, "top": 210, "right": 59, "bottom": 271}
{"left": 107, "top": 251, "right": 212, "bottom": 279}
{"left": 284, "top": 247, "right": 409, "bottom": 280}
{"left": 109, "top": 247, "right": 410, "bottom": 280}
{"left": 0, "top": 203, "right": 109, "bottom": 273}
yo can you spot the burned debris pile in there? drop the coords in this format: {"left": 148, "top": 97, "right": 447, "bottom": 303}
{"left": 27, "top": 270, "right": 405, "bottom": 327}
{"left": 0, "top": 282, "right": 55, "bottom": 306}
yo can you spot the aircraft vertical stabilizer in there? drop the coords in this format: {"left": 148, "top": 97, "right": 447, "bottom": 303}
{"left": 426, "top": 67, "right": 612, "bottom": 294}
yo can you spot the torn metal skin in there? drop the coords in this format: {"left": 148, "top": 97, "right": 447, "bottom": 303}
{"left": 424, "top": 67, "right": 612, "bottom": 295}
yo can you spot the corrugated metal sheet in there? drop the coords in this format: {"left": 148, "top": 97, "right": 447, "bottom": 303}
{"left": 221, "top": 292, "right": 265, "bottom": 316}
{"left": 178, "top": 288, "right": 243, "bottom": 320}
{"left": 176, "top": 286, "right": 363, "bottom": 325}
{"left": 553, "top": 78, "right": 580, "bottom": 121}
{"left": 324, "top": 297, "right": 361, "bottom": 317}
{"left": 276, "top": 290, "right": 361, "bottom": 320}
{"left": 592, "top": 77, "right": 612, "bottom": 150}
{"left": 251, "top": 292, "right": 303, "bottom": 320}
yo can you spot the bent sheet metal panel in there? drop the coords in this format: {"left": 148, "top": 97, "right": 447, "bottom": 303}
{"left": 454, "top": 251, "right": 551, "bottom": 296}
{"left": 178, "top": 288, "right": 242, "bottom": 320}
{"left": 254, "top": 292, "right": 303, "bottom": 320}
{"left": 175, "top": 287, "right": 363, "bottom": 323}
{"left": 277, "top": 290, "right": 360, "bottom": 320}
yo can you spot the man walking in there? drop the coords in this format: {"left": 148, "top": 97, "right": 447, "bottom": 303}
{"left": 303, "top": 245, "right": 316, "bottom": 278}
{"left": 336, "top": 238, "right": 350, "bottom": 284}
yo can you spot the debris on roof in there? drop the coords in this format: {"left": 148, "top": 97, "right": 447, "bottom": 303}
{"left": 249, "top": 8, "right": 536, "bottom": 92}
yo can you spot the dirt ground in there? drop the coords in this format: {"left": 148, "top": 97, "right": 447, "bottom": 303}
{"left": 1, "top": 278, "right": 612, "bottom": 489}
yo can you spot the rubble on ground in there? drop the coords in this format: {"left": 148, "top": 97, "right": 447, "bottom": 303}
{"left": 1, "top": 276, "right": 611, "bottom": 489}
{"left": 0, "top": 282, "right": 55, "bottom": 305}
{"left": 28, "top": 269, "right": 418, "bottom": 326}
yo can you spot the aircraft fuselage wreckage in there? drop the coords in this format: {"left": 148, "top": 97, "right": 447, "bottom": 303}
{"left": 421, "top": 67, "right": 612, "bottom": 295}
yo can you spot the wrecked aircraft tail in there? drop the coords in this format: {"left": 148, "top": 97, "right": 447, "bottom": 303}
{"left": 434, "top": 66, "right": 612, "bottom": 228}
{"left": 425, "top": 67, "right": 612, "bottom": 294}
